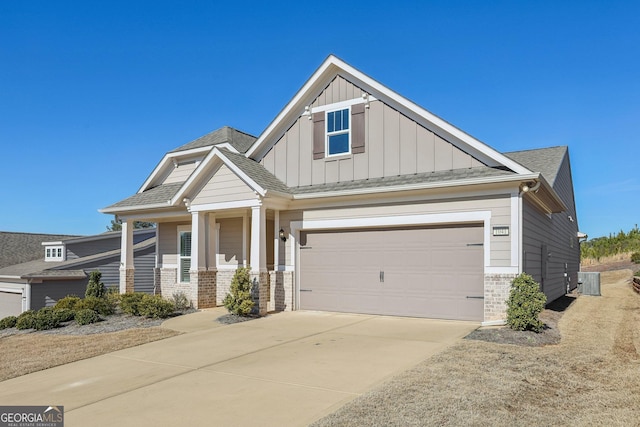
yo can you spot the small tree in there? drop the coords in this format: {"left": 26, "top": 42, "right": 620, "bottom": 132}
{"left": 223, "top": 267, "right": 255, "bottom": 316}
{"left": 506, "top": 273, "right": 547, "bottom": 332}
{"left": 85, "top": 271, "right": 107, "bottom": 299}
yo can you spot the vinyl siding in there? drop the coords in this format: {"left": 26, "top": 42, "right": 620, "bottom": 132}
{"left": 278, "top": 195, "right": 512, "bottom": 267}
{"left": 158, "top": 221, "right": 187, "bottom": 266}
{"left": 522, "top": 152, "right": 580, "bottom": 303}
{"left": 260, "top": 75, "right": 484, "bottom": 188}
{"left": 66, "top": 230, "right": 155, "bottom": 260}
{"left": 192, "top": 164, "right": 256, "bottom": 205}
{"left": 163, "top": 161, "right": 198, "bottom": 184}
{"left": 218, "top": 218, "right": 244, "bottom": 267}
{"left": 31, "top": 280, "right": 87, "bottom": 310}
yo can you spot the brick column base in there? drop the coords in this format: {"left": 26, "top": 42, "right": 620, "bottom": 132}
{"left": 251, "top": 271, "right": 270, "bottom": 316}
{"left": 190, "top": 269, "right": 217, "bottom": 309}
{"left": 270, "top": 271, "right": 294, "bottom": 312}
{"left": 119, "top": 268, "right": 135, "bottom": 294}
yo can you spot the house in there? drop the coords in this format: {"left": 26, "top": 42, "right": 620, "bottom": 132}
{"left": 101, "top": 55, "right": 581, "bottom": 324}
{"left": 0, "top": 229, "right": 156, "bottom": 317}
{"left": 0, "top": 231, "right": 80, "bottom": 269}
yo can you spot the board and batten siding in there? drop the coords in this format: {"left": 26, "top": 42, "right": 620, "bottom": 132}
{"left": 522, "top": 152, "right": 580, "bottom": 303}
{"left": 192, "top": 164, "right": 256, "bottom": 206}
{"left": 260, "top": 75, "right": 484, "bottom": 188}
{"left": 278, "top": 195, "right": 512, "bottom": 267}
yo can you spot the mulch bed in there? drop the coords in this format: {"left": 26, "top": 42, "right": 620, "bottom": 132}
{"left": 215, "top": 313, "right": 260, "bottom": 325}
{"left": 464, "top": 293, "right": 577, "bottom": 347}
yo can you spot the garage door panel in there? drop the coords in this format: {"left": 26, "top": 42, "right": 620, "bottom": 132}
{"left": 300, "top": 225, "right": 484, "bottom": 321}
{"left": 0, "top": 291, "right": 23, "bottom": 318}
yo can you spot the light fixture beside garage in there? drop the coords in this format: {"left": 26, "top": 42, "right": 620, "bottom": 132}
{"left": 492, "top": 226, "right": 510, "bottom": 236}
{"left": 279, "top": 228, "right": 287, "bottom": 242}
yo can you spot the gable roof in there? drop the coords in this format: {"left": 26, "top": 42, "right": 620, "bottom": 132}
{"left": 170, "top": 126, "right": 257, "bottom": 154}
{"left": 104, "top": 182, "right": 183, "bottom": 210}
{"left": 505, "top": 146, "right": 568, "bottom": 186}
{"left": 0, "top": 232, "right": 81, "bottom": 269}
{"left": 245, "top": 55, "right": 532, "bottom": 176}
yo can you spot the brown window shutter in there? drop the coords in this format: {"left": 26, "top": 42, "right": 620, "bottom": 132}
{"left": 351, "top": 103, "right": 365, "bottom": 154}
{"left": 313, "top": 112, "right": 325, "bottom": 160}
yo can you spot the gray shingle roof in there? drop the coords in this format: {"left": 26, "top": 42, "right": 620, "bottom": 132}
{"left": 291, "top": 166, "right": 514, "bottom": 195}
{"left": 0, "top": 238, "right": 155, "bottom": 279}
{"left": 504, "top": 146, "right": 568, "bottom": 186}
{"left": 218, "top": 148, "right": 290, "bottom": 194}
{"left": 0, "top": 232, "right": 81, "bottom": 269}
{"left": 104, "top": 182, "right": 183, "bottom": 209}
{"left": 170, "top": 126, "right": 257, "bottom": 154}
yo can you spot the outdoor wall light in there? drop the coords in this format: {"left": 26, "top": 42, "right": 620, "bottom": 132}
{"left": 279, "top": 228, "right": 287, "bottom": 242}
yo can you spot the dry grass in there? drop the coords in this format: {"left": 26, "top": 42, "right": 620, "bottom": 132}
{"left": 0, "top": 327, "right": 180, "bottom": 382}
{"left": 581, "top": 252, "right": 634, "bottom": 267}
{"left": 314, "top": 269, "right": 640, "bottom": 426}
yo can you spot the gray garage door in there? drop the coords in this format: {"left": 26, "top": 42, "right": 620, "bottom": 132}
{"left": 299, "top": 224, "right": 484, "bottom": 321}
{"left": 0, "top": 291, "right": 23, "bottom": 318}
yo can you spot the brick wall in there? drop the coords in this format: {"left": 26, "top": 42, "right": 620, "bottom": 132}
{"left": 484, "top": 273, "right": 517, "bottom": 322}
{"left": 193, "top": 270, "right": 216, "bottom": 309}
{"left": 216, "top": 270, "right": 235, "bottom": 305}
{"left": 270, "top": 271, "right": 294, "bottom": 312}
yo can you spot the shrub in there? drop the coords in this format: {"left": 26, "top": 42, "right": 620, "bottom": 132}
{"left": 223, "top": 267, "right": 255, "bottom": 316}
{"left": 105, "top": 287, "right": 121, "bottom": 309}
{"left": 120, "top": 293, "right": 146, "bottom": 316}
{"left": 506, "top": 273, "right": 547, "bottom": 332}
{"left": 15, "top": 310, "right": 36, "bottom": 330}
{"left": 171, "top": 291, "right": 190, "bottom": 311}
{"left": 75, "top": 309, "right": 100, "bottom": 325}
{"left": 0, "top": 316, "right": 17, "bottom": 329}
{"left": 54, "top": 308, "right": 75, "bottom": 322}
{"left": 75, "top": 296, "right": 115, "bottom": 316}
{"left": 85, "top": 270, "right": 107, "bottom": 298}
{"left": 33, "top": 307, "right": 60, "bottom": 331}
{"left": 631, "top": 251, "right": 640, "bottom": 264}
{"left": 54, "top": 295, "right": 81, "bottom": 311}
{"left": 138, "top": 295, "right": 175, "bottom": 318}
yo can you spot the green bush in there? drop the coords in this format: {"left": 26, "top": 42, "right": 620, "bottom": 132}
{"left": 75, "top": 296, "right": 115, "bottom": 316}
{"left": 506, "top": 273, "right": 547, "bottom": 332}
{"left": 631, "top": 251, "right": 640, "bottom": 264}
{"left": 105, "top": 287, "right": 121, "bottom": 309}
{"left": 15, "top": 310, "right": 36, "bottom": 330}
{"left": 85, "top": 270, "right": 107, "bottom": 298}
{"left": 0, "top": 316, "right": 17, "bottom": 329}
{"left": 54, "top": 308, "right": 75, "bottom": 322}
{"left": 120, "top": 293, "right": 146, "bottom": 316}
{"left": 171, "top": 291, "right": 190, "bottom": 311}
{"left": 33, "top": 307, "right": 60, "bottom": 331}
{"left": 75, "top": 309, "right": 100, "bottom": 325}
{"left": 54, "top": 295, "right": 81, "bottom": 311}
{"left": 223, "top": 267, "right": 255, "bottom": 316}
{"left": 138, "top": 295, "right": 175, "bottom": 319}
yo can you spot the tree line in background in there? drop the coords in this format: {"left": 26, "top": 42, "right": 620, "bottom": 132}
{"left": 106, "top": 217, "right": 155, "bottom": 232}
{"left": 580, "top": 225, "right": 640, "bottom": 261}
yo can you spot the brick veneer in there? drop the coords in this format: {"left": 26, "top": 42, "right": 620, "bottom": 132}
{"left": 269, "top": 271, "right": 294, "bottom": 312}
{"left": 119, "top": 268, "right": 135, "bottom": 293}
{"left": 484, "top": 273, "right": 517, "bottom": 321}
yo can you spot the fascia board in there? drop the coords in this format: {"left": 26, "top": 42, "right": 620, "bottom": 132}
{"left": 171, "top": 147, "right": 267, "bottom": 206}
{"left": 138, "top": 146, "right": 213, "bottom": 193}
{"left": 293, "top": 173, "right": 540, "bottom": 200}
{"left": 246, "top": 55, "right": 532, "bottom": 175}
{"left": 99, "top": 202, "right": 172, "bottom": 214}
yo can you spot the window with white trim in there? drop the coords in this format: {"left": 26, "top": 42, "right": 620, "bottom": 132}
{"left": 326, "top": 107, "right": 350, "bottom": 156}
{"left": 45, "top": 246, "right": 64, "bottom": 261}
{"left": 178, "top": 228, "right": 192, "bottom": 283}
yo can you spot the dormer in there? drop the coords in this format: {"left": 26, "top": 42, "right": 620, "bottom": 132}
{"left": 42, "top": 241, "right": 65, "bottom": 262}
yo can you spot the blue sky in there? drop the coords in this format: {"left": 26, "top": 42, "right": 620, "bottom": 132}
{"left": 1, "top": 1, "right": 638, "bottom": 239}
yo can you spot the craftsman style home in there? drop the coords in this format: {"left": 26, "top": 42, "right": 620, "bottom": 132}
{"left": 101, "top": 56, "right": 580, "bottom": 324}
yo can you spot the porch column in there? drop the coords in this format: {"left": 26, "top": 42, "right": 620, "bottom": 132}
{"left": 251, "top": 205, "right": 268, "bottom": 315}
{"left": 207, "top": 213, "right": 217, "bottom": 270}
{"left": 190, "top": 211, "right": 216, "bottom": 308}
{"left": 119, "top": 219, "right": 135, "bottom": 293}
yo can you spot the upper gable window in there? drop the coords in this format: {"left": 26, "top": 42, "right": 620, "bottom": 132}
{"left": 45, "top": 246, "right": 64, "bottom": 262}
{"left": 326, "top": 108, "right": 350, "bottom": 156}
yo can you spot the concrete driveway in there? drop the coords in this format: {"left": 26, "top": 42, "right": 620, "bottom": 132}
{"left": 0, "top": 310, "right": 477, "bottom": 426}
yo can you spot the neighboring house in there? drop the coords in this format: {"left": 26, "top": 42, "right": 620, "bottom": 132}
{"left": 101, "top": 55, "right": 581, "bottom": 324}
{"left": 0, "top": 229, "right": 156, "bottom": 317}
{"left": 0, "top": 232, "right": 80, "bottom": 269}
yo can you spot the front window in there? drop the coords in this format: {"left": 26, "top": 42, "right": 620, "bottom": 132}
{"left": 326, "top": 108, "right": 350, "bottom": 156}
{"left": 179, "top": 230, "right": 192, "bottom": 283}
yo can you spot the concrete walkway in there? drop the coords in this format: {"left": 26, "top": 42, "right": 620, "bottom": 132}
{"left": 0, "top": 311, "right": 478, "bottom": 426}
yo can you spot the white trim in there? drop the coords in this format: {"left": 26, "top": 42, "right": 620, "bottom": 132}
{"left": 242, "top": 211, "right": 248, "bottom": 267}
{"left": 189, "top": 199, "right": 261, "bottom": 212}
{"left": 485, "top": 266, "right": 519, "bottom": 274}
{"left": 510, "top": 192, "right": 519, "bottom": 268}
{"left": 138, "top": 146, "right": 212, "bottom": 193}
{"left": 273, "top": 210, "right": 280, "bottom": 270}
{"left": 0, "top": 286, "right": 23, "bottom": 293}
{"left": 44, "top": 245, "right": 65, "bottom": 262}
{"left": 309, "top": 96, "right": 376, "bottom": 114}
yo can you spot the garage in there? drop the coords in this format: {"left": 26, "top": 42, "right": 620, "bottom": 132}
{"left": 0, "top": 290, "right": 23, "bottom": 318}
{"left": 299, "top": 224, "right": 484, "bottom": 321}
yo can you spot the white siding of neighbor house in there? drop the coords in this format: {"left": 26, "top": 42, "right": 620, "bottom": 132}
{"left": 522, "top": 152, "right": 580, "bottom": 303}
{"left": 192, "top": 164, "right": 256, "bottom": 205}
{"left": 260, "top": 75, "right": 484, "bottom": 188}
{"left": 278, "top": 195, "right": 512, "bottom": 268}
